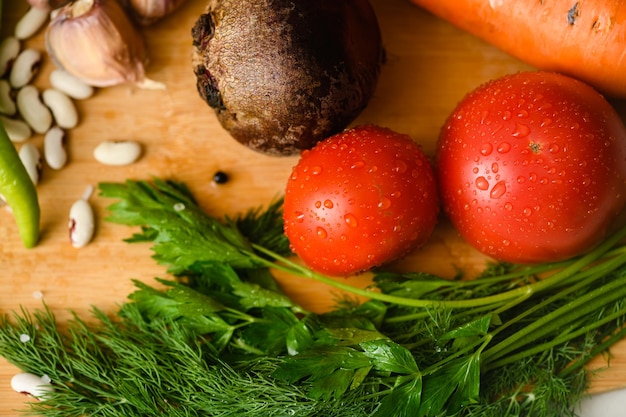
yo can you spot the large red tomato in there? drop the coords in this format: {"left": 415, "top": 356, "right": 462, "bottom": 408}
{"left": 436, "top": 71, "right": 626, "bottom": 264}
{"left": 283, "top": 125, "right": 439, "bottom": 276}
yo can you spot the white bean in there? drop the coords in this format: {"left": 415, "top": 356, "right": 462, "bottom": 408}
{"left": 14, "top": 7, "right": 50, "bottom": 40}
{"left": 0, "top": 115, "right": 32, "bottom": 142}
{"left": 18, "top": 143, "right": 42, "bottom": 185}
{"left": 0, "top": 80, "right": 16, "bottom": 116}
{"left": 9, "top": 48, "right": 41, "bottom": 89}
{"left": 49, "top": 69, "right": 94, "bottom": 100}
{"left": 42, "top": 88, "right": 78, "bottom": 129}
{"left": 69, "top": 197, "right": 94, "bottom": 248}
{"left": 93, "top": 140, "right": 142, "bottom": 166}
{"left": 0, "top": 36, "right": 21, "bottom": 78}
{"left": 11, "top": 372, "right": 54, "bottom": 398}
{"left": 43, "top": 126, "right": 67, "bottom": 169}
{"left": 16, "top": 85, "right": 53, "bottom": 134}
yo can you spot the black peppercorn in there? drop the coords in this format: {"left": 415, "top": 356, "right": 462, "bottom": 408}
{"left": 212, "top": 171, "right": 229, "bottom": 184}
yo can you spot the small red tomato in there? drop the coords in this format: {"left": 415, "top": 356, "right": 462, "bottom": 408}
{"left": 283, "top": 125, "right": 439, "bottom": 276}
{"left": 436, "top": 71, "right": 626, "bottom": 264}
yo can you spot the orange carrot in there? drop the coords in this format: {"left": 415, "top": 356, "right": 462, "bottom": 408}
{"left": 410, "top": 0, "right": 626, "bottom": 98}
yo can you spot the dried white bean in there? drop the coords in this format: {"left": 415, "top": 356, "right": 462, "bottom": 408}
{"left": 9, "top": 48, "right": 41, "bottom": 89}
{"left": 0, "top": 115, "right": 32, "bottom": 142}
{"left": 14, "top": 7, "right": 49, "bottom": 40}
{"left": 93, "top": 140, "right": 142, "bottom": 166}
{"left": 69, "top": 197, "right": 94, "bottom": 248}
{"left": 16, "top": 85, "right": 52, "bottom": 134}
{"left": 0, "top": 36, "right": 20, "bottom": 78}
{"left": 42, "top": 88, "right": 78, "bottom": 129}
{"left": 11, "top": 372, "right": 54, "bottom": 398}
{"left": 43, "top": 126, "right": 67, "bottom": 169}
{"left": 18, "top": 143, "right": 42, "bottom": 185}
{"left": 49, "top": 69, "right": 94, "bottom": 100}
{"left": 0, "top": 80, "right": 16, "bottom": 116}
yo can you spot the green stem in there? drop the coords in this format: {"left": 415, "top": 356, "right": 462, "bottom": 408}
{"left": 482, "top": 273, "right": 626, "bottom": 368}
{"left": 484, "top": 250, "right": 626, "bottom": 347}
{"left": 252, "top": 244, "right": 531, "bottom": 309}
{"left": 560, "top": 326, "right": 626, "bottom": 378}
{"left": 487, "top": 307, "right": 626, "bottom": 370}
{"left": 252, "top": 223, "right": 626, "bottom": 310}
{"left": 422, "top": 333, "right": 493, "bottom": 377}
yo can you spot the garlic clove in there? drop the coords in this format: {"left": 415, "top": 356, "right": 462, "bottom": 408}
{"left": 123, "top": 0, "right": 188, "bottom": 26}
{"left": 45, "top": 0, "right": 151, "bottom": 88}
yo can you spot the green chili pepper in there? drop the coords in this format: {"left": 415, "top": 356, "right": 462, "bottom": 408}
{"left": 0, "top": 0, "right": 40, "bottom": 248}
{"left": 0, "top": 121, "right": 40, "bottom": 248}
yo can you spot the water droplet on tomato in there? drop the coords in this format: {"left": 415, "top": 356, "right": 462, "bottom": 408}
{"left": 529, "top": 173, "right": 537, "bottom": 182}
{"left": 490, "top": 181, "right": 507, "bottom": 199}
{"left": 497, "top": 142, "right": 511, "bottom": 153}
{"left": 311, "top": 166, "right": 323, "bottom": 175}
{"left": 548, "top": 143, "right": 560, "bottom": 153}
{"left": 582, "top": 177, "right": 591, "bottom": 186}
{"left": 475, "top": 176, "right": 489, "bottom": 190}
{"left": 378, "top": 197, "right": 391, "bottom": 209}
{"left": 502, "top": 110, "right": 512, "bottom": 121}
{"left": 540, "top": 118, "right": 553, "bottom": 127}
{"left": 393, "top": 160, "right": 408, "bottom": 173}
{"left": 517, "top": 109, "right": 529, "bottom": 118}
{"left": 480, "top": 143, "right": 493, "bottom": 156}
{"left": 351, "top": 160, "right": 365, "bottom": 169}
{"left": 391, "top": 191, "right": 402, "bottom": 198}
{"left": 314, "top": 201, "right": 322, "bottom": 209}
{"left": 537, "top": 102, "right": 552, "bottom": 111}
{"left": 316, "top": 227, "right": 327, "bottom": 238}
{"left": 512, "top": 123, "right": 531, "bottom": 138}
{"left": 294, "top": 211, "right": 305, "bottom": 222}
{"left": 504, "top": 202, "right": 513, "bottom": 211}
{"left": 473, "top": 167, "right": 479, "bottom": 174}
{"left": 523, "top": 207, "right": 533, "bottom": 217}
{"left": 324, "top": 200, "right": 334, "bottom": 209}
{"left": 369, "top": 165, "right": 378, "bottom": 173}
{"left": 502, "top": 239, "right": 511, "bottom": 246}
{"left": 491, "top": 163, "right": 499, "bottom": 173}
{"left": 480, "top": 110, "right": 490, "bottom": 124}
{"left": 344, "top": 213, "right": 358, "bottom": 228}
{"left": 517, "top": 176, "right": 526, "bottom": 184}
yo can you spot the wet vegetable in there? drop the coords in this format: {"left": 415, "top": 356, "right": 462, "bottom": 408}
{"left": 0, "top": 118, "right": 40, "bottom": 248}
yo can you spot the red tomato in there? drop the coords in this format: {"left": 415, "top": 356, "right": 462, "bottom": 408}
{"left": 436, "top": 71, "right": 626, "bottom": 264}
{"left": 283, "top": 125, "right": 439, "bottom": 276}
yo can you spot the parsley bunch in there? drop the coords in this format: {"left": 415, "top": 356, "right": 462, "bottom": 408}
{"left": 1, "top": 178, "right": 625, "bottom": 417}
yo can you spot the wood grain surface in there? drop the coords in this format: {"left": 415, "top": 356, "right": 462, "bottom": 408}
{"left": 1, "top": 0, "right": 626, "bottom": 413}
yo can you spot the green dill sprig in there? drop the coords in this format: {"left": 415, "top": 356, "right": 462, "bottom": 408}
{"left": 0, "top": 178, "right": 625, "bottom": 417}
{"left": 0, "top": 304, "right": 376, "bottom": 417}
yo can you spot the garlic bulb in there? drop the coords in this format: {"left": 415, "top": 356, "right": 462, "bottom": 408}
{"left": 124, "top": 0, "right": 188, "bottom": 26}
{"left": 45, "top": 0, "right": 152, "bottom": 88}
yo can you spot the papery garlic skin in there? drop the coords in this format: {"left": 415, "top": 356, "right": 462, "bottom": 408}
{"left": 45, "top": 0, "right": 149, "bottom": 87}
{"left": 124, "top": 0, "right": 188, "bottom": 25}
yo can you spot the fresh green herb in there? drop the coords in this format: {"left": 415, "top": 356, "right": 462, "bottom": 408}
{"left": 1, "top": 178, "right": 625, "bottom": 417}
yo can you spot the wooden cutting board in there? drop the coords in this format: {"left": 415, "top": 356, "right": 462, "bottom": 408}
{"left": 1, "top": 0, "right": 625, "bottom": 412}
